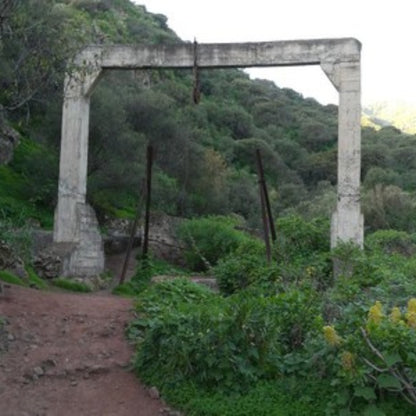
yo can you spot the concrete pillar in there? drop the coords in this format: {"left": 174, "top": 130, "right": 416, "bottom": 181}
{"left": 321, "top": 61, "right": 364, "bottom": 248}
{"left": 54, "top": 90, "right": 90, "bottom": 242}
{"left": 53, "top": 71, "right": 105, "bottom": 277}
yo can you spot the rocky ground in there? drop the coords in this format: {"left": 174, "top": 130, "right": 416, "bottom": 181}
{"left": 0, "top": 285, "right": 179, "bottom": 416}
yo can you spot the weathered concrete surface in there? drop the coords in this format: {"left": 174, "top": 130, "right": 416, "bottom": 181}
{"left": 75, "top": 38, "right": 360, "bottom": 69}
{"left": 321, "top": 61, "right": 363, "bottom": 247}
{"left": 54, "top": 38, "right": 363, "bottom": 277}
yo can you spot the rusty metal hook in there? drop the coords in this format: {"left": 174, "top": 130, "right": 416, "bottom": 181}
{"left": 193, "top": 39, "right": 201, "bottom": 104}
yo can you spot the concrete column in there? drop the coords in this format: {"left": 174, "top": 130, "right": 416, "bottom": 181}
{"left": 53, "top": 71, "right": 105, "bottom": 277}
{"left": 54, "top": 90, "right": 90, "bottom": 243}
{"left": 322, "top": 61, "right": 364, "bottom": 248}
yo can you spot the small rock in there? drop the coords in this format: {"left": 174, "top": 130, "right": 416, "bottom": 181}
{"left": 149, "top": 386, "right": 160, "bottom": 399}
{"left": 7, "top": 333, "right": 15, "bottom": 341}
{"left": 41, "top": 358, "right": 57, "bottom": 369}
{"left": 71, "top": 380, "right": 78, "bottom": 387}
{"left": 33, "top": 366, "right": 44, "bottom": 377}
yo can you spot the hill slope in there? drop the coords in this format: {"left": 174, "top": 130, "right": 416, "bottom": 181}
{"left": 1, "top": 0, "right": 416, "bottom": 233}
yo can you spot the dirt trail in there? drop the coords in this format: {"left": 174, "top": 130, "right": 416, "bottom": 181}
{"left": 0, "top": 285, "right": 173, "bottom": 416}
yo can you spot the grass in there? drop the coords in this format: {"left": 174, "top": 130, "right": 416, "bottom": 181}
{"left": 26, "top": 266, "right": 48, "bottom": 289}
{"left": 51, "top": 278, "right": 92, "bottom": 293}
{"left": 158, "top": 379, "right": 330, "bottom": 416}
{"left": 0, "top": 270, "right": 26, "bottom": 286}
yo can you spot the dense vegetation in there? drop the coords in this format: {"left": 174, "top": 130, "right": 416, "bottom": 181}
{"left": 127, "top": 216, "right": 416, "bottom": 415}
{"left": 1, "top": 1, "right": 416, "bottom": 414}
{"left": 1, "top": 0, "right": 416, "bottom": 233}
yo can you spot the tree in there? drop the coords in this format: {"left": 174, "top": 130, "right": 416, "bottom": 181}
{"left": 0, "top": 1, "right": 92, "bottom": 118}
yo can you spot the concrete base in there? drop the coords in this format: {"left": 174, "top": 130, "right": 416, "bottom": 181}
{"left": 331, "top": 207, "right": 364, "bottom": 249}
{"left": 54, "top": 203, "right": 104, "bottom": 277}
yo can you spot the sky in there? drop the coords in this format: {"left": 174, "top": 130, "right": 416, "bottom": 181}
{"left": 133, "top": 0, "right": 416, "bottom": 106}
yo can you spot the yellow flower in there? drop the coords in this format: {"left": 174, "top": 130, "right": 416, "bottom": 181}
{"left": 341, "top": 350, "right": 355, "bottom": 371}
{"left": 323, "top": 325, "right": 342, "bottom": 347}
{"left": 390, "top": 306, "right": 402, "bottom": 323}
{"left": 406, "top": 311, "right": 416, "bottom": 328}
{"left": 368, "top": 301, "right": 383, "bottom": 325}
{"left": 407, "top": 298, "right": 416, "bottom": 314}
{"left": 305, "top": 266, "right": 316, "bottom": 278}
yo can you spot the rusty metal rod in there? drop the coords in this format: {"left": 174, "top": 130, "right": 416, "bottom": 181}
{"left": 255, "top": 148, "right": 276, "bottom": 242}
{"left": 142, "top": 145, "right": 154, "bottom": 258}
{"left": 119, "top": 179, "right": 145, "bottom": 285}
{"left": 256, "top": 150, "right": 271, "bottom": 263}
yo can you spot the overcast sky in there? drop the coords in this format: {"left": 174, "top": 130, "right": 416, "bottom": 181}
{"left": 133, "top": 0, "right": 416, "bottom": 106}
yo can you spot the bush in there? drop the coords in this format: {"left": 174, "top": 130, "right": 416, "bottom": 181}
{"left": 321, "top": 300, "right": 416, "bottom": 414}
{"left": 366, "top": 229, "right": 416, "bottom": 256}
{"left": 213, "top": 239, "right": 269, "bottom": 295}
{"left": 274, "top": 215, "right": 330, "bottom": 264}
{"left": 131, "top": 281, "right": 322, "bottom": 393}
{"left": 177, "top": 215, "right": 256, "bottom": 271}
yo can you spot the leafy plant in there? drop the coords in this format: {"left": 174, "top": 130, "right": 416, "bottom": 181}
{"left": 322, "top": 300, "right": 416, "bottom": 414}
{"left": 177, "top": 215, "right": 255, "bottom": 271}
{"left": 130, "top": 280, "right": 322, "bottom": 393}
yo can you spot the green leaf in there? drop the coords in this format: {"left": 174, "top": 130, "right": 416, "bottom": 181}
{"left": 383, "top": 352, "right": 402, "bottom": 367}
{"left": 377, "top": 373, "right": 401, "bottom": 389}
{"left": 353, "top": 386, "right": 376, "bottom": 400}
{"left": 363, "top": 404, "right": 386, "bottom": 416}
{"left": 335, "top": 389, "right": 350, "bottom": 406}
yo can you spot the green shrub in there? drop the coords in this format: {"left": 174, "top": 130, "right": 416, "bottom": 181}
{"left": 322, "top": 299, "right": 416, "bottom": 414}
{"left": 131, "top": 282, "right": 322, "bottom": 393}
{"left": 274, "top": 215, "right": 330, "bottom": 264}
{"left": 366, "top": 229, "right": 416, "bottom": 256}
{"left": 177, "top": 215, "right": 256, "bottom": 271}
{"left": 213, "top": 239, "right": 270, "bottom": 295}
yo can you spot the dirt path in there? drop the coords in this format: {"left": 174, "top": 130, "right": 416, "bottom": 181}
{"left": 0, "top": 285, "right": 175, "bottom": 416}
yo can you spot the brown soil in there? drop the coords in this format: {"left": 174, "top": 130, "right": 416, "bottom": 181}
{"left": 0, "top": 285, "right": 175, "bottom": 416}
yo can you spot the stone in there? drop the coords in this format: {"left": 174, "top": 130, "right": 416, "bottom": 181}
{"left": 149, "top": 386, "right": 160, "bottom": 399}
{"left": 33, "top": 366, "right": 44, "bottom": 377}
{"left": 33, "top": 249, "right": 62, "bottom": 279}
{"left": 0, "top": 240, "right": 28, "bottom": 279}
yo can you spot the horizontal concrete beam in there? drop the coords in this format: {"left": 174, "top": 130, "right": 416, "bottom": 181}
{"left": 75, "top": 38, "right": 361, "bottom": 70}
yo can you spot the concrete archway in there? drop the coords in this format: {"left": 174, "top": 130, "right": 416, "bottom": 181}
{"left": 54, "top": 38, "right": 363, "bottom": 277}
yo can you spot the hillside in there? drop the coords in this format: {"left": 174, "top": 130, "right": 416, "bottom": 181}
{"left": 1, "top": 0, "right": 416, "bottom": 234}
{"left": 363, "top": 101, "right": 416, "bottom": 134}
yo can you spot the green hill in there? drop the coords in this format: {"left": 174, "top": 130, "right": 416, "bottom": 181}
{"left": 363, "top": 101, "right": 416, "bottom": 134}
{"left": 1, "top": 0, "right": 416, "bottom": 233}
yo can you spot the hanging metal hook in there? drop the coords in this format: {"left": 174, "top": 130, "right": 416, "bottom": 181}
{"left": 193, "top": 38, "right": 201, "bottom": 104}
